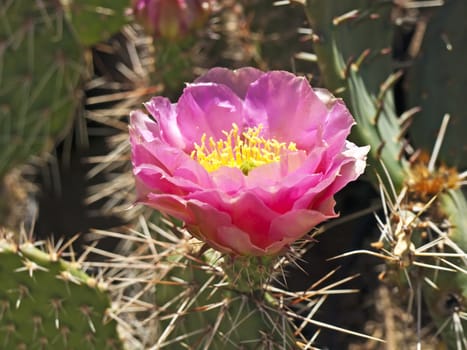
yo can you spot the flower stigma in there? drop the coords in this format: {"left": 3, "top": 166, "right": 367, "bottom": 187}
{"left": 191, "top": 124, "right": 297, "bottom": 175}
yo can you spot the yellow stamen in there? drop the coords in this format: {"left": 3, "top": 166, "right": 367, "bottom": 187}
{"left": 191, "top": 123, "right": 297, "bottom": 175}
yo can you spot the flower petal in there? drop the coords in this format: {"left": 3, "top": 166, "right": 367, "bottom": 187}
{"left": 130, "top": 67, "right": 370, "bottom": 256}
{"left": 317, "top": 143, "right": 370, "bottom": 198}
{"left": 244, "top": 71, "right": 329, "bottom": 150}
{"left": 130, "top": 109, "right": 162, "bottom": 143}
{"left": 321, "top": 98, "right": 355, "bottom": 157}
{"left": 175, "top": 83, "right": 245, "bottom": 149}
{"left": 144, "top": 97, "right": 186, "bottom": 149}
{"left": 195, "top": 67, "right": 264, "bottom": 99}
{"left": 210, "top": 166, "right": 246, "bottom": 194}
{"left": 142, "top": 193, "right": 194, "bottom": 222}
{"left": 216, "top": 226, "right": 270, "bottom": 255}
{"left": 186, "top": 200, "right": 239, "bottom": 254}
{"left": 268, "top": 208, "right": 331, "bottom": 247}
{"left": 245, "top": 150, "right": 309, "bottom": 188}
{"left": 187, "top": 190, "right": 276, "bottom": 248}
{"left": 130, "top": 109, "right": 213, "bottom": 192}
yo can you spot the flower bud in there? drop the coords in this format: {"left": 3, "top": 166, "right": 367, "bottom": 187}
{"left": 132, "top": 0, "right": 212, "bottom": 40}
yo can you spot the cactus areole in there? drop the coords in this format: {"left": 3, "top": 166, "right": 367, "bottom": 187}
{"left": 130, "top": 67, "right": 369, "bottom": 255}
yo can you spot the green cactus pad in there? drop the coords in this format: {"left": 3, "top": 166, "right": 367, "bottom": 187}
{"left": 304, "top": 0, "right": 408, "bottom": 190}
{"left": 422, "top": 189, "right": 467, "bottom": 348}
{"left": 60, "top": 0, "right": 129, "bottom": 46}
{"left": 105, "top": 218, "right": 299, "bottom": 349}
{"left": 407, "top": 0, "right": 467, "bottom": 168}
{"left": 154, "top": 258, "right": 294, "bottom": 349}
{"left": 0, "top": 0, "right": 84, "bottom": 179}
{"left": 0, "top": 238, "right": 122, "bottom": 349}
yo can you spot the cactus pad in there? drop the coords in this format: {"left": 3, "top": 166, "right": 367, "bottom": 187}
{"left": 0, "top": 237, "right": 122, "bottom": 349}
{"left": 0, "top": 0, "right": 84, "bottom": 178}
{"left": 60, "top": 0, "right": 129, "bottom": 46}
{"left": 407, "top": 0, "right": 467, "bottom": 168}
{"left": 154, "top": 255, "right": 295, "bottom": 349}
{"left": 304, "top": 0, "right": 407, "bottom": 190}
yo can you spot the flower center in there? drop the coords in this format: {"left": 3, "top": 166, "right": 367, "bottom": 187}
{"left": 191, "top": 123, "right": 297, "bottom": 175}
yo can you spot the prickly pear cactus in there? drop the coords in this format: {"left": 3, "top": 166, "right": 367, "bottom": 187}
{"left": 304, "top": 0, "right": 407, "bottom": 190}
{"left": 102, "top": 218, "right": 373, "bottom": 349}
{"left": 103, "top": 220, "right": 294, "bottom": 349}
{"left": 0, "top": 0, "right": 84, "bottom": 179}
{"left": 422, "top": 189, "right": 467, "bottom": 348}
{"left": 407, "top": 0, "right": 467, "bottom": 168}
{"left": 60, "top": 0, "right": 129, "bottom": 46}
{"left": 0, "top": 234, "right": 122, "bottom": 349}
{"left": 304, "top": 0, "right": 467, "bottom": 347}
{"left": 153, "top": 251, "right": 294, "bottom": 349}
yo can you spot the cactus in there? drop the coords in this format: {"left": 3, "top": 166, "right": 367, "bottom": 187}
{"left": 0, "top": 0, "right": 84, "bottom": 179}
{"left": 422, "top": 189, "right": 467, "bottom": 348}
{"left": 153, "top": 253, "right": 295, "bottom": 348}
{"left": 0, "top": 232, "right": 122, "bottom": 349}
{"left": 105, "top": 219, "right": 296, "bottom": 349}
{"left": 0, "top": 0, "right": 131, "bottom": 181}
{"left": 307, "top": 0, "right": 467, "bottom": 349}
{"left": 303, "top": 0, "right": 407, "bottom": 190}
{"left": 407, "top": 0, "right": 467, "bottom": 169}
{"left": 2, "top": 0, "right": 466, "bottom": 348}
{"left": 60, "top": 0, "right": 130, "bottom": 46}
{"left": 304, "top": 0, "right": 467, "bottom": 347}
{"left": 98, "top": 217, "right": 378, "bottom": 349}
{"left": 105, "top": 218, "right": 298, "bottom": 349}
{"left": 0, "top": 0, "right": 132, "bottom": 227}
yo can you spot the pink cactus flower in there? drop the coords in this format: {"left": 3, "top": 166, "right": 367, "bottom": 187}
{"left": 130, "top": 67, "right": 369, "bottom": 256}
{"left": 132, "top": 0, "right": 212, "bottom": 40}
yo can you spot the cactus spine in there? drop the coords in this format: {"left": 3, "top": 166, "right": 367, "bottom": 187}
{"left": 304, "top": 0, "right": 467, "bottom": 347}
{"left": 2, "top": 0, "right": 466, "bottom": 348}
{"left": 0, "top": 0, "right": 84, "bottom": 179}
{"left": 0, "top": 0, "right": 130, "bottom": 180}
{"left": 407, "top": 0, "right": 467, "bottom": 168}
{"left": 98, "top": 216, "right": 379, "bottom": 349}
{"left": 0, "top": 232, "right": 122, "bottom": 349}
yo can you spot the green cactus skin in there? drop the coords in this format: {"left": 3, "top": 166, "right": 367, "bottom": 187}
{"left": 106, "top": 216, "right": 386, "bottom": 349}
{"left": 0, "top": 0, "right": 84, "bottom": 179}
{"left": 103, "top": 217, "right": 308, "bottom": 350}
{"left": 0, "top": 237, "right": 122, "bottom": 349}
{"left": 155, "top": 257, "right": 296, "bottom": 349}
{"left": 407, "top": 0, "right": 467, "bottom": 169}
{"left": 422, "top": 189, "right": 467, "bottom": 348}
{"left": 60, "top": 0, "right": 129, "bottom": 46}
{"left": 304, "top": 0, "right": 408, "bottom": 191}
{"left": 155, "top": 40, "right": 196, "bottom": 99}
{"left": 304, "top": 1, "right": 467, "bottom": 347}
{"left": 156, "top": 247, "right": 296, "bottom": 350}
